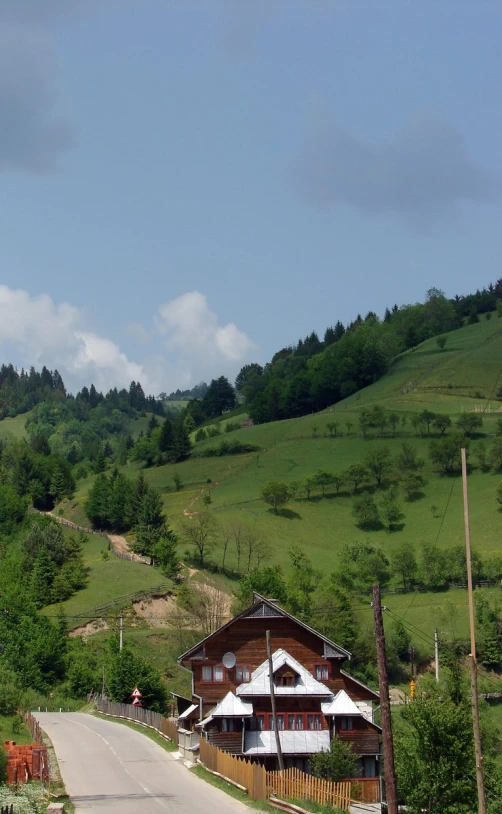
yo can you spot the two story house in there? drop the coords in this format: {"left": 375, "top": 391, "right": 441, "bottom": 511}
{"left": 178, "top": 592, "right": 381, "bottom": 777}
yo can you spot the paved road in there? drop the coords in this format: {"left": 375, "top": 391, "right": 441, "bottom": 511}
{"left": 35, "top": 713, "right": 250, "bottom": 814}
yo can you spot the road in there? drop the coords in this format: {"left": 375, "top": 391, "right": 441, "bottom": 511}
{"left": 35, "top": 713, "right": 250, "bottom": 814}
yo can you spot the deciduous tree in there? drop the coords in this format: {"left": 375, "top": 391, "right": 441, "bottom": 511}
{"left": 261, "top": 482, "right": 290, "bottom": 514}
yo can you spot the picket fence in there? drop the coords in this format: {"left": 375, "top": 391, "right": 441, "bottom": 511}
{"left": 267, "top": 767, "right": 351, "bottom": 810}
{"left": 199, "top": 738, "right": 267, "bottom": 801}
{"left": 96, "top": 699, "right": 178, "bottom": 742}
{"left": 199, "top": 738, "right": 352, "bottom": 809}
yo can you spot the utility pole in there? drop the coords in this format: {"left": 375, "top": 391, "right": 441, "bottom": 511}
{"left": 434, "top": 629, "right": 440, "bottom": 683}
{"left": 266, "top": 629, "right": 284, "bottom": 771}
{"left": 462, "top": 448, "right": 487, "bottom": 814}
{"left": 373, "top": 584, "right": 398, "bottom": 814}
{"left": 120, "top": 615, "right": 124, "bottom": 652}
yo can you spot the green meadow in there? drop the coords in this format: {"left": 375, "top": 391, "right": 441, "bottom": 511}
{"left": 46, "top": 315, "right": 502, "bottom": 658}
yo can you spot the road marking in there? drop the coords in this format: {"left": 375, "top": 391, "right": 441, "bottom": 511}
{"left": 46, "top": 715, "right": 170, "bottom": 810}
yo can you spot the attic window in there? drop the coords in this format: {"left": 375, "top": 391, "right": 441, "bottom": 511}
{"left": 276, "top": 674, "right": 295, "bottom": 687}
{"left": 274, "top": 663, "right": 299, "bottom": 688}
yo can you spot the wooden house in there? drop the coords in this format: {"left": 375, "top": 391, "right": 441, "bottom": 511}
{"left": 178, "top": 593, "right": 381, "bottom": 776}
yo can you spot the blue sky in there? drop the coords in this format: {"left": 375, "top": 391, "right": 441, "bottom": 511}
{"left": 0, "top": 0, "right": 500, "bottom": 394}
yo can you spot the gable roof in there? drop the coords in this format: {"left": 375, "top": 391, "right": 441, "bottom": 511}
{"left": 340, "top": 669, "right": 379, "bottom": 701}
{"left": 236, "top": 648, "right": 333, "bottom": 697}
{"left": 321, "top": 689, "right": 362, "bottom": 716}
{"left": 212, "top": 691, "right": 253, "bottom": 717}
{"left": 178, "top": 593, "right": 351, "bottom": 664}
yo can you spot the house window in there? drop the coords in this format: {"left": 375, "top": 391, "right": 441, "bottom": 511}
{"left": 257, "top": 713, "right": 323, "bottom": 731}
{"left": 276, "top": 674, "right": 295, "bottom": 687}
{"left": 235, "top": 665, "right": 251, "bottom": 683}
{"left": 201, "top": 665, "right": 225, "bottom": 683}
{"left": 221, "top": 718, "right": 237, "bottom": 732}
{"left": 340, "top": 717, "right": 354, "bottom": 731}
{"left": 307, "top": 714, "right": 322, "bottom": 731}
{"left": 361, "top": 757, "right": 377, "bottom": 778}
{"left": 314, "top": 664, "right": 329, "bottom": 681}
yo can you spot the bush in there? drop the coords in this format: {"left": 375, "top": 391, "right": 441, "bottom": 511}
{"left": 199, "top": 441, "right": 259, "bottom": 457}
{"left": 0, "top": 745, "right": 8, "bottom": 783}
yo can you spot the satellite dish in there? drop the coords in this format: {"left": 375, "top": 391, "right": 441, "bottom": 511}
{"left": 222, "top": 652, "right": 236, "bottom": 669}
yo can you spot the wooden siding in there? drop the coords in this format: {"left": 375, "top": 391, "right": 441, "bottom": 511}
{"left": 206, "top": 732, "right": 242, "bottom": 754}
{"left": 187, "top": 616, "right": 375, "bottom": 704}
{"left": 338, "top": 731, "right": 380, "bottom": 755}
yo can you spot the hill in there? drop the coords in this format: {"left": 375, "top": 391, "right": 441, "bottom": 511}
{"left": 55, "top": 315, "right": 502, "bottom": 666}
{"left": 0, "top": 304, "right": 501, "bottom": 710}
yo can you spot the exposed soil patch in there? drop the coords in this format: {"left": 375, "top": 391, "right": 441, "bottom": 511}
{"left": 389, "top": 688, "right": 406, "bottom": 705}
{"left": 70, "top": 619, "right": 109, "bottom": 638}
{"left": 132, "top": 595, "right": 177, "bottom": 627}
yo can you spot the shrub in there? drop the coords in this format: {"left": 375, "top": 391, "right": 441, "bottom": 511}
{"left": 199, "top": 441, "right": 259, "bottom": 457}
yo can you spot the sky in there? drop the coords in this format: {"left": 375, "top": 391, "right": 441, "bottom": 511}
{"left": 1, "top": 0, "right": 501, "bottom": 395}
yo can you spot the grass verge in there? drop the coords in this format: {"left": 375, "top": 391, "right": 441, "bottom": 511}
{"left": 189, "top": 764, "right": 274, "bottom": 812}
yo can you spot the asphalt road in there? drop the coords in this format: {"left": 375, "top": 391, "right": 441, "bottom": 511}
{"left": 34, "top": 712, "right": 251, "bottom": 814}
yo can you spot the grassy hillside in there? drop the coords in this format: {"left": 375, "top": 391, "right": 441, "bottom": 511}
{"left": 0, "top": 411, "right": 29, "bottom": 440}
{"left": 44, "top": 526, "right": 172, "bottom": 619}
{"left": 48, "top": 315, "right": 502, "bottom": 659}
{"left": 340, "top": 313, "right": 501, "bottom": 412}
{"left": 64, "top": 315, "right": 502, "bottom": 569}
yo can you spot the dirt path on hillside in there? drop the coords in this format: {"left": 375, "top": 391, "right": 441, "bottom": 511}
{"left": 37, "top": 511, "right": 148, "bottom": 563}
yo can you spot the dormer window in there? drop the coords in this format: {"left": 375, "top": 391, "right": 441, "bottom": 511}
{"left": 276, "top": 674, "right": 295, "bottom": 687}
{"left": 274, "top": 664, "right": 298, "bottom": 688}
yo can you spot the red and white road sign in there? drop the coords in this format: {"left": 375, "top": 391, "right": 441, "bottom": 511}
{"left": 131, "top": 687, "right": 142, "bottom": 699}
{"left": 131, "top": 697, "right": 142, "bottom": 707}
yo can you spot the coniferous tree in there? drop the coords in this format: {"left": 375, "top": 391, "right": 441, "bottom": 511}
{"left": 31, "top": 549, "right": 55, "bottom": 608}
{"left": 85, "top": 473, "right": 111, "bottom": 528}
{"left": 158, "top": 418, "right": 174, "bottom": 456}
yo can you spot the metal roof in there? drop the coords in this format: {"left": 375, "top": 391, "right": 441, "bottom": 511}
{"left": 212, "top": 691, "right": 254, "bottom": 717}
{"left": 321, "top": 690, "right": 362, "bottom": 717}
{"left": 340, "top": 669, "right": 379, "bottom": 700}
{"left": 177, "top": 703, "right": 198, "bottom": 720}
{"left": 178, "top": 593, "right": 351, "bottom": 664}
{"left": 236, "top": 648, "right": 332, "bottom": 698}
{"left": 244, "top": 730, "right": 330, "bottom": 755}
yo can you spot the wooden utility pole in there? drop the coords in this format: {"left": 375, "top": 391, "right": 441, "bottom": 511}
{"left": 461, "top": 447, "right": 487, "bottom": 814}
{"left": 434, "top": 629, "right": 440, "bottom": 683}
{"left": 266, "top": 629, "right": 284, "bottom": 771}
{"left": 373, "top": 584, "right": 398, "bottom": 814}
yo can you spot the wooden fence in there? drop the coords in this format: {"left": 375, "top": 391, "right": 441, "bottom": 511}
{"left": 25, "top": 712, "right": 43, "bottom": 745}
{"left": 198, "top": 739, "right": 353, "bottom": 809}
{"left": 267, "top": 767, "right": 351, "bottom": 810}
{"left": 351, "top": 778, "right": 380, "bottom": 804}
{"left": 199, "top": 738, "right": 267, "bottom": 801}
{"left": 1, "top": 805, "right": 13, "bottom": 814}
{"left": 33, "top": 510, "right": 149, "bottom": 563}
{"left": 97, "top": 698, "right": 178, "bottom": 742}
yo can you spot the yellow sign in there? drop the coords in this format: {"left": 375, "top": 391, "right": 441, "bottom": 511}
{"left": 410, "top": 679, "right": 415, "bottom": 699}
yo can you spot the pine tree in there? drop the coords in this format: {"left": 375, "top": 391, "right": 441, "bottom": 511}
{"left": 49, "top": 468, "right": 67, "bottom": 503}
{"left": 85, "top": 473, "right": 111, "bottom": 528}
{"left": 158, "top": 418, "right": 174, "bottom": 455}
{"left": 31, "top": 550, "right": 55, "bottom": 609}
{"left": 173, "top": 422, "right": 192, "bottom": 462}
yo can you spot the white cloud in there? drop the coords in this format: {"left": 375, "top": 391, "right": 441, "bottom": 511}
{"left": 0, "top": 286, "right": 257, "bottom": 396}
{"left": 155, "top": 291, "right": 256, "bottom": 368}
{"left": 0, "top": 285, "right": 145, "bottom": 393}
